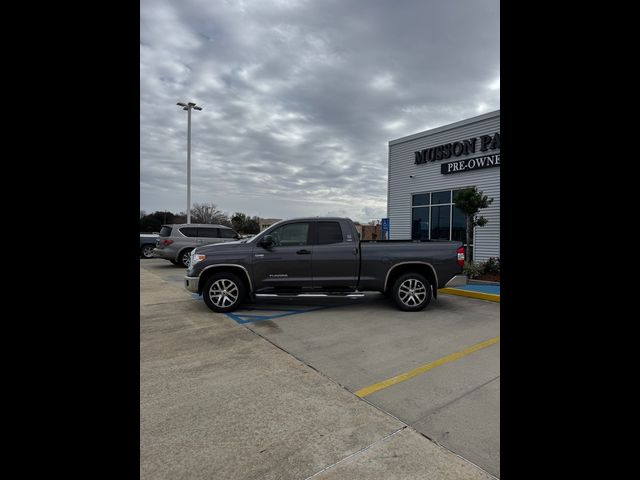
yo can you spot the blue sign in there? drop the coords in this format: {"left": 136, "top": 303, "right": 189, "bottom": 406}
{"left": 381, "top": 218, "right": 389, "bottom": 232}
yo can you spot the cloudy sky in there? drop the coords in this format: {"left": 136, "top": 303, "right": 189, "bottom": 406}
{"left": 140, "top": 0, "right": 499, "bottom": 223}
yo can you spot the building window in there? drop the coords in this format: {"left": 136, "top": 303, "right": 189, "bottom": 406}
{"left": 412, "top": 188, "right": 469, "bottom": 243}
{"left": 411, "top": 206, "right": 429, "bottom": 241}
{"left": 431, "top": 205, "right": 451, "bottom": 240}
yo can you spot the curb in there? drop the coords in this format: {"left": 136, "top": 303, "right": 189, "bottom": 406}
{"left": 438, "top": 288, "right": 500, "bottom": 303}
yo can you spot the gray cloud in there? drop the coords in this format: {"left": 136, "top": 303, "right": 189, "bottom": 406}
{"left": 140, "top": 0, "right": 499, "bottom": 221}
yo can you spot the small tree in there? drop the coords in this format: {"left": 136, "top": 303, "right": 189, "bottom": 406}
{"left": 454, "top": 187, "right": 494, "bottom": 263}
{"left": 231, "top": 212, "right": 260, "bottom": 234}
{"left": 231, "top": 212, "right": 246, "bottom": 232}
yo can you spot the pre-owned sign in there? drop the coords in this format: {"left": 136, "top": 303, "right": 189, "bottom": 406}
{"left": 441, "top": 154, "right": 500, "bottom": 175}
{"left": 415, "top": 132, "right": 500, "bottom": 165}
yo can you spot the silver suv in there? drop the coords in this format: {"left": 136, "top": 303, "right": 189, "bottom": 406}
{"left": 153, "top": 224, "right": 240, "bottom": 267}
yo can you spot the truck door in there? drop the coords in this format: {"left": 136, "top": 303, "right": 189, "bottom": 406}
{"left": 251, "top": 221, "right": 314, "bottom": 292}
{"left": 311, "top": 220, "right": 358, "bottom": 290}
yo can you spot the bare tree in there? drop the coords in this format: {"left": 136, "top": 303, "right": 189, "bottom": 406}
{"left": 190, "top": 202, "right": 231, "bottom": 225}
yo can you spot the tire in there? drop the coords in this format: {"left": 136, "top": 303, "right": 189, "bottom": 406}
{"left": 178, "top": 249, "right": 193, "bottom": 268}
{"left": 391, "top": 272, "right": 432, "bottom": 312}
{"left": 202, "top": 272, "right": 246, "bottom": 313}
{"left": 170, "top": 259, "right": 181, "bottom": 266}
{"left": 140, "top": 244, "right": 155, "bottom": 259}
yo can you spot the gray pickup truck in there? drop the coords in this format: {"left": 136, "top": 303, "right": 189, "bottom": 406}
{"left": 185, "top": 217, "right": 464, "bottom": 313}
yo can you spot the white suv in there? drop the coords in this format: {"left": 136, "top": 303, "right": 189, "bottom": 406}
{"left": 152, "top": 224, "right": 240, "bottom": 267}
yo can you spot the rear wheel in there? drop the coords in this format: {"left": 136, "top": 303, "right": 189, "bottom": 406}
{"left": 391, "top": 273, "right": 432, "bottom": 312}
{"left": 202, "top": 272, "right": 246, "bottom": 313}
{"left": 140, "top": 244, "right": 155, "bottom": 259}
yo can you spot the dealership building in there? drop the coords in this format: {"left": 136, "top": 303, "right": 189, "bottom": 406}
{"left": 387, "top": 110, "right": 500, "bottom": 262}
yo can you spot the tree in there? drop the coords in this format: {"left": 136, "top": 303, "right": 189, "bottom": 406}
{"left": 190, "top": 202, "right": 231, "bottom": 225}
{"left": 231, "top": 212, "right": 260, "bottom": 234}
{"left": 231, "top": 212, "right": 248, "bottom": 232}
{"left": 454, "top": 187, "right": 494, "bottom": 263}
{"left": 140, "top": 210, "right": 180, "bottom": 232}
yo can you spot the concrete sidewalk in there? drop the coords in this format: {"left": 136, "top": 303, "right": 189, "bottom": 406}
{"left": 140, "top": 266, "right": 496, "bottom": 479}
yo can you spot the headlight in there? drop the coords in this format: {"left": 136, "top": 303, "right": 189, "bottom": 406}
{"left": 190, "top": 252, "right": 206, "bottom": 266}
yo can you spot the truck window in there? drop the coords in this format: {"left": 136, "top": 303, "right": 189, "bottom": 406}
{"left": 270, "top": 222, "right": 310, "bottom": 247}
{"left": 317, "top": 221, "right": 343, "bottom": 245}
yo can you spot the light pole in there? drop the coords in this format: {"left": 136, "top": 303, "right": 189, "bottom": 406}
{"left": 177, "top": 101, "right": 203, "bottom": 224}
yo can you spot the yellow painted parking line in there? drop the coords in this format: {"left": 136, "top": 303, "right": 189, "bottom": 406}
{"left": 355, "top": 336, "right": 500, "bottom": 398}
{"left": 439, "top": 288, "right": 500, "bottom": 302}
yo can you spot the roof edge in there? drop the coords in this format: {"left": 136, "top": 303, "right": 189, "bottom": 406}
{"left": 389, "top": 109, "right": 500, "bottom": 146}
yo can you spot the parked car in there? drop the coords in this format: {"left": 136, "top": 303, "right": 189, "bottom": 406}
{"left": 153, "top": 223, "right": 241, "bottom": 267}
{"left": 184, "top": 217, "right": 464, "bottom": 313}
{"left": 140, "top": 233, "right": 159, "bottom": 259}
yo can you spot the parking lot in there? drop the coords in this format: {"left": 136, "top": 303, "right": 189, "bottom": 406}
{"left": 141, "top": 258, "right": 500, "bottom": 478}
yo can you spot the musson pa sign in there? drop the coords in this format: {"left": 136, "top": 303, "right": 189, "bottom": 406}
{"left": 441, "top": 153, "right": 500, "bottom": 175}
{"left": 414, "top": 132, "right": 500, "bottom": 175}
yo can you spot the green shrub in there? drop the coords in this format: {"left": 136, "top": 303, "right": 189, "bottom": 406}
{"left": 463, "top": 261, "right": 483, "bottom": 279}
{"left": 482, "top": 257, "right": 500, "bottom": 275}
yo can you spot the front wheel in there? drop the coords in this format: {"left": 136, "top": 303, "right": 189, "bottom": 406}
{"left": 202, "top": 272, "right": 246, "bottom": 313}
{"left": 391, "top": 273, "right": 432, "bottom": 312}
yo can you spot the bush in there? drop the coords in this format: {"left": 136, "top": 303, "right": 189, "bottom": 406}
{"left": 463, "top": 258, "right": 500, "bottom": 279}
{"left": 482, "top": 257, "right": 500, "bottom": 275}
{"left": 463, "top": 261, "right": 483, "bottom": 279}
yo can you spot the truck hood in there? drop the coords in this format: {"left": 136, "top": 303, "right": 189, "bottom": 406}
{"left": 195, "top": 240, "right": 254, "bottom": 254}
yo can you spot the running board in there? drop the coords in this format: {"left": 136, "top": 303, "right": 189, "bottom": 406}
{"left": 255, "top": 293, "right": 365, "bottom": 298}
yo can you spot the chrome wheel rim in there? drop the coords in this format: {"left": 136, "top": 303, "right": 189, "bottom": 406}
{"left": 398, "top": 278, "right": 427, "bottom": 307}
{"left": 181, "top": 252, "right": 191, "bottom": 267}
{"left": 208, "top": 279, "right": 239, "bottom": 308}
{"left": 142, "top": 245, "right": 154, "bottom": 258}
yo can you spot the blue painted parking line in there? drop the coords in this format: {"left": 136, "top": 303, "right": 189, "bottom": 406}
{"left": 226, "top": 304, "right": 342, "bottom": 324}
{"left": 452, "top": 284, "right": 500, "bottom": 295}
{"left": 237, "top": 306, "right": 323, "bottom": 312}
{"left": 191, "top": 293, "right": 350, "bottom": 324}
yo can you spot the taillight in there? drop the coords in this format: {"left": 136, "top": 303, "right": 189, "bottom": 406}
{"left": 162, "top": 239, "right": 174, "bottom": 246}
{"left": 456, "top": 246, "right": 465, "bottom": 267}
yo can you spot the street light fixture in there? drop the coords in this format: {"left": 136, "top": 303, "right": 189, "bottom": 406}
{"left": 176, "top": 101, "right": 203, "bottom": 224}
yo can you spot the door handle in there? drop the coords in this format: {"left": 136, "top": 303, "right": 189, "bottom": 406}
{"left": 296, "top": 249, "right": 311, "bottom": 255}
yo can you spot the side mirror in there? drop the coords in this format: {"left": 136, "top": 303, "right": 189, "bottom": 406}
{"left": 260, "top": 235, "right": 274, "bottom": 248}
{"left": 234, "top": 234, "right": 241, "bottom": 240}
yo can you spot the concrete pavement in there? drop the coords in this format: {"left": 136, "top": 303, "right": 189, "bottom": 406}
{"left": 140, "top": 265, "right": 496, "bottom": 479}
